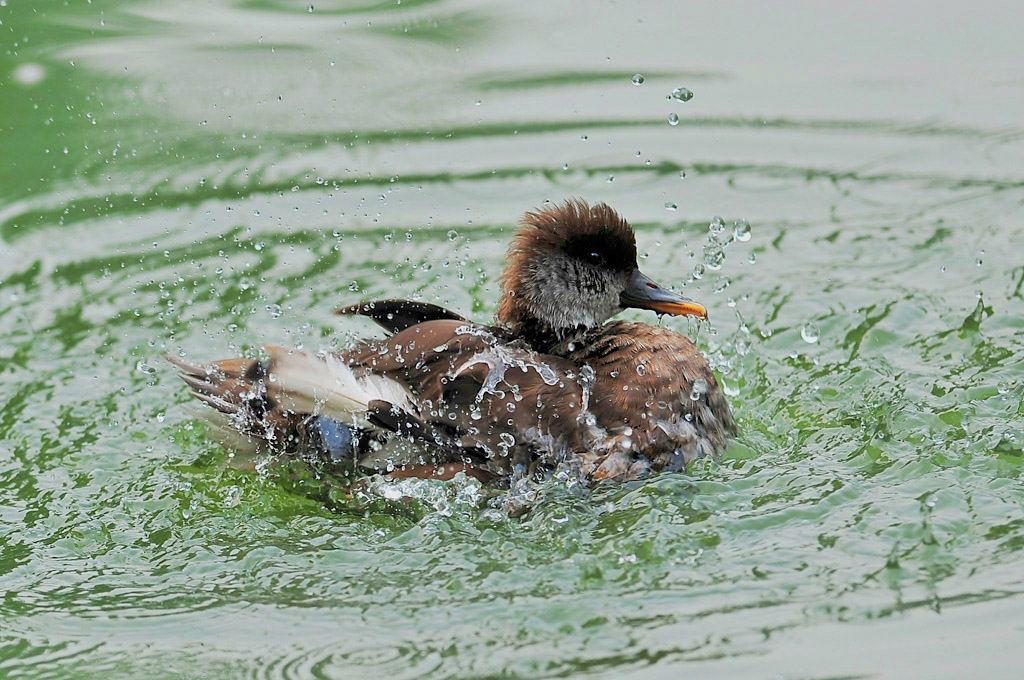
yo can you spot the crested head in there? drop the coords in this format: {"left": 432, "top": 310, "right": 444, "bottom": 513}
{"left": 495, "top": 200, "right": 709, "bottom": 350}
{"left": 496, "top": 199, "right": 638, "bottom": 341}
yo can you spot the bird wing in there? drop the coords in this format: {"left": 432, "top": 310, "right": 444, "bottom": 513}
{"left": 335, "top": 299, "right": 467, "bottom": 335}
{"left": 567, "top": 321, "right": 737, "bottom": 479}
{"left": 341, "top": 319, "right": 591, "bottom": 473}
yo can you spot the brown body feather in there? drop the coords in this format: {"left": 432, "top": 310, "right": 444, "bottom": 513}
{"left": 341, "top": 317, "right": 734, "bottom": 480}
{"left": 168, "top": 200, "right": 736, "bottom": 486}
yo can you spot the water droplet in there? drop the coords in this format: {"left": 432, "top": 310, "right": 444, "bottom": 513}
{"left": 636, "top": 364, "right": 646, "bottom": 376}
{"left": 667, "top": 112, "right": 679, "bottom": 126}
{"left": 703, "top": 245, "right": 725, "bottom": 270}
{"left": 308, "top": 4, "right": 314, "bottom": 12}
{"left": 709, "top": 216, "right": 725, "bottom": 237}
{"left": 733, "top": 219, "right": 751, "bottom": 242}
{"left": 664, "top": 202, "right": 677, "bottom": 211}
{"left": 631, "top": 73, "right": 645, "bottom": 86}
{"left": 692, "top": 263, "right": 705, "bottom": 280}
{"left": 801, "top": 322, "right": 820, "bottom": 344}
{"left": 156, "top": 412, "right": 166, "bottom": 423}
{"left": 671, "top": 87, "right": 694, "bottom": 102}
{"left": 689, "top": 378, "right": 708, "bottom": 401}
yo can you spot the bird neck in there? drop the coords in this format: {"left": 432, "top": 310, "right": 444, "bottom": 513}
{"left": 496, "top": 274, "right": 599, "bottom": 354}
{"left": 498, "top": 316, "right": 592, "bottom": 356}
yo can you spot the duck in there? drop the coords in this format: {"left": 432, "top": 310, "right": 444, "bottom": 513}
{"left": 166, "top": 199, "right": 736, "bottom": 487}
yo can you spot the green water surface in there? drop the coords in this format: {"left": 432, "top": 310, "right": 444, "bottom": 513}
{"left": 1, "top": 1, "right": 1023, "bottom": 678}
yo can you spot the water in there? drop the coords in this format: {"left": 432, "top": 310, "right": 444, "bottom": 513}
{"left": 2, "top": 0, "right": 1023, "bottom": 677}
{"left": 669, "top": 87, "right": 693, "bottom": 103}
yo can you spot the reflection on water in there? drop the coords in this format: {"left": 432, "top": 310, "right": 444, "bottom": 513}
{"left": 1, "top": 0, "right": 1023, "bottom": 677}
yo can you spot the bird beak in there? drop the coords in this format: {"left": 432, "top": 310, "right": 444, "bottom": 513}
{"left": 620, "top": 270, "right": 708, "bottom": 319}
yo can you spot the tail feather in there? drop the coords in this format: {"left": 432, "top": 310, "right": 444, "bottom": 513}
{"left": 165, "top": 353, "right": 286, "bottom": 440}
{"left": 165, "top": 348, "right": 418, "bottom": 453}
{"left": 263, "top": 346, "right": 418, "bottom": 422}
{"left": 165, "top": 354, "right": 261, "bottom": 417}
{"left": 165, "top": 349, "right": 492, "bottom": 477}
{"left": 190, "top": 389, "right": 241, "bottom": 415}
{"left": 262, "top": 346, "right": 370, "bottom": 422}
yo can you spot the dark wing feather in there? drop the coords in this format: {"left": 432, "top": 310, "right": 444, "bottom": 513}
{"left": 365, "top": 399, "right": 485, "bottom": 464}
{"left": 335, "top": 299, "right": 467, "bottom": 335}
{"left": 341, "top": 319, "right": 589, "bottom": 474}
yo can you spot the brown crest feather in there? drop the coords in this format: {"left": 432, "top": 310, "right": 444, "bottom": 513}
{"left": 496, "top": 199, "right": 636, "bottom": 331}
